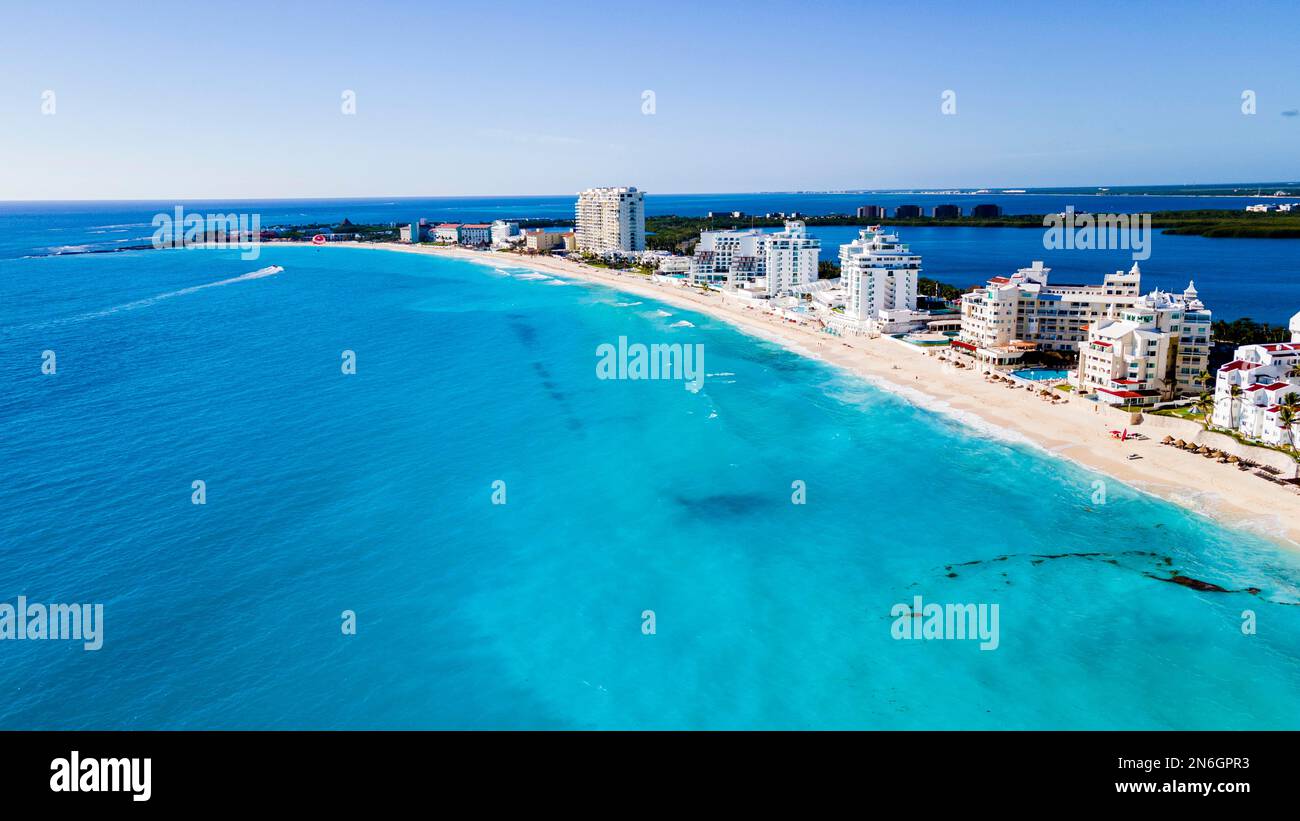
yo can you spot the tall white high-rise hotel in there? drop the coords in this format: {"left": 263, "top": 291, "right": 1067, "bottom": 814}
{"left": 762, "top": 220, "right": 820, "bottom": 297}
{"left": 575, "top": 187, "right": 646, "bottom": 255}
{"left": 839, "top": 228, "right": 920, "bottom": 322}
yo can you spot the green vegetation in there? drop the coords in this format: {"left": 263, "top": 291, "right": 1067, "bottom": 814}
{"left": 275, "top": 220, "right": 398, "bottom": 241}
{"left": 1150, "top": 406, "right": 1202, "bottom": 420}
{"left": 917, "top": 277, "right": 967, "bottom": 302}
{"left": 576, "top": 252, "right": 634, "bottom": 271}
{"left": 1212, "top": 317, "right": 1293, "bottom": 345}
{"left": 640, "top": 209, "right": 1300, "bottom": 251}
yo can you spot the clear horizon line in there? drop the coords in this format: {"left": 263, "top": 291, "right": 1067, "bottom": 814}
{"left": 2, "top": 180, "right": 1297, "bottom": 204}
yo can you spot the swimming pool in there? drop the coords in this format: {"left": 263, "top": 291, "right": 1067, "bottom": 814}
{"left": 1011, "top": 368, "right": 1070, "bottom": 381}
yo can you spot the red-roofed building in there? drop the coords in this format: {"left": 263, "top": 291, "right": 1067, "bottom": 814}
{"left": 1213, "top": 337, "right": 1300, "bottom": 444}
{"left": 1077, "top": 281, "right": 1212, "bottom": 405}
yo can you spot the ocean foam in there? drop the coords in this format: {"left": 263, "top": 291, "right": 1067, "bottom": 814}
{"left": 6, "top": 266, "right": 285, "bottom": 333}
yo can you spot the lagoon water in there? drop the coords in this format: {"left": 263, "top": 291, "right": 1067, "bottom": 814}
{"left": 2, "top": 243, "right": 1300, "bottom": 729}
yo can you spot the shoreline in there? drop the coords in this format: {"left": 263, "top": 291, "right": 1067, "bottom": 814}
{"left": 279, "top": 240, "right": 1300, "bottom": 550}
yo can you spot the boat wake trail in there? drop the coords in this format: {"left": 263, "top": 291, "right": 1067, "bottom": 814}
{"left": 4, "top": 265, "right": 285, "bottom": 335}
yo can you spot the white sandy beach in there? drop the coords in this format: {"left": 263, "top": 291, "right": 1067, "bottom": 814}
{"left": 283, "top": 241, "right": 1300, "bottom": 550}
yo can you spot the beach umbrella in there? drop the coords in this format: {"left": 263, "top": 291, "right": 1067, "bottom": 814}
{"left": 1228, "top": 455, "right": 1240, "bottom": 463}
{"left": 1161, "top": 435, "right": 1174, "bottom": 444}
{"left": 1196, "top": 445, "right": 1211, "bottom": 454}
{"left": 1175, "top": 439, "right": 1187, "bottom": 448}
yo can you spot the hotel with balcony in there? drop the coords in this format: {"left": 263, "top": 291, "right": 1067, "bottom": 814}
{"left": 1210, "top": 311, "right": 1300, "bottom": 446}
{"left": 459, "top": 223, "right": 492, "bottom": 247}
{"left": 689, "top": 227, "right": 766, "bottom": 287}
{"left": 954, "top": 262, "right": 1142, "bottom": 365}
{"left": 575, "top": 186, "right": 645, "bottom": 255}
{"left": 434, "top": 223, "right": 462, "bottom": 244}
{"left": 761, "top": 220, "right": 820, "bottom": 297}
{"left": 828, "top": 227, "right": 922, "bottom": 335}
{"left": 691, "top": 221, "right": 820, "bottom": 298}
{"left": 1074, "top": 282, "right": 1213, "bottom": 407}
{"left": 490, "top": 220, "right": 520, "bottom": 248}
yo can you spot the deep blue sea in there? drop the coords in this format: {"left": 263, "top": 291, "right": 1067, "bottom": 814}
{"left": 3, "top": 204, "right": 1300, "bottom": 728}
{"left": 4, "top": 194, "right": 1297, "bottom": 323}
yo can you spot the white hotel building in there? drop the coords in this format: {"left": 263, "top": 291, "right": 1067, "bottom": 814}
{"left": 1075, "top": 282, "right": 1213, "bottom": 406}
{"left": 690, "top": 221, "right": 820, "bottom": 297}
{"left": 1211, "top": 311, "right": 1300, "bottom": 446}
{"left": 955, "top": 262, "right": 1143, "bottom": 365}
{"left": 575, "top": 186, "right": 645, "bottom": 255}
{"left": 760, "top": 220, "right": 819, "bottom": 297}
{"left": 832, "top": 227, "right": 921, "bottom": 334}
{"left": 459, "top": 223, "right": 492, "bottom": 247}
{"left": 690, "top": 228, "right": 766, "bottom": 286}
{"left": 490, "top": 220, "right": 520, "bottom": 248}
{"left": 434, "top": 223, "right": 462, "bottom": 244}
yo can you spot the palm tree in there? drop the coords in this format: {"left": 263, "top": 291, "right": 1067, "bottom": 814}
{"left": 1281, "top": 392, "right": 1300, "bottom": 448}
{"left": 1195, "top": 392, "right": 1215, "bottom": 426}
{"left": 1229, "top": 384, "right": 1244, "bottom": 429}
{"left": 1197, "top": 369, "right": 1213, "bottom": 392}
{"left": 1279, "top": 406, "right": 1297, "bottom": 451}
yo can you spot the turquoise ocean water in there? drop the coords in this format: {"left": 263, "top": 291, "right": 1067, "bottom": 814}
{"left": 2, "top": 244, "right": 1300, "bottom": 729}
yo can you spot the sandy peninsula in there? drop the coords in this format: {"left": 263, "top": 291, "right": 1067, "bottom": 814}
{"left": 281, "top": 241, "right": 1300, "bottom": 550}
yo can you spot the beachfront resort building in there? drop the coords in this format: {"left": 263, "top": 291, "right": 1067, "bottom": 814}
{"left": 1074, "top": 282, "right": 1213, "bottom": 406}
{"left": 459, "top": 224, "right": 492, "bottom": 247}
{"left": 761, "top": 220, "right": 820, "bottom": 297}
{"left": 830, "top": 227, "right": 921, "bottom": 334}
{"left": 955, "top": 261, "right": 1143, "bottom": 365}
{"left": 490, "top": 220, "right": 520, "bottom": 248}
{"left": 1209, "top": 311, "right": 1300, "bottom": 446}
{"left": 399, "top": 218, "right": 429, "bottom": 243}
{"left": 653, "top": 255, "right": 692, "bottom": 275}
{"left": 690, "top": 221, "right": 820, "bottom": 297}
{"left": 689, "top": 228, "right": 766, "bottom": 286}
{"left": 522, "top": 229, "right": 574, "bottom": 253}
{"left": 575, "top": 186, "right": 645, "bottom": 255}
{"left": 434, "top": 223, "right": 461, "bottom": 244}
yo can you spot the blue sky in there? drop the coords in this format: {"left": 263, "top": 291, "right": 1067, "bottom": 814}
{"left": 1, "top": 0, "right": 1297, "bottom": 199}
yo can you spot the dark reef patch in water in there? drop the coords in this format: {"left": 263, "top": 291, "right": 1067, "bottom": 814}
{"left": 507, "top": 316, "right": 583, "bottom": 433}
{"left": 927, "top": 550, "right": 1293, "bottom": 605}
{"left": 674, "top": 492, "right": 770, "bottom": 516}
